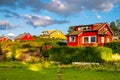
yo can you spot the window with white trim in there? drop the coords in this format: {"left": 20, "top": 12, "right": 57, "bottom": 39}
{"left": 83, "top": 36, "right": 96, "bottom": 43}
{"left": 101, "top": 37, "right": 104, "bottom": 43}
{"left": 84, "top": 37, "right": 89, "bottom": 43}
{"left": 70, "top": 36, "right": 76, "bottom": 42}
{"left": 107, "top": 38, "right": 110, "bottom": 42}
{"left": 91, "top": 36, "right": 96, "bottom": 42}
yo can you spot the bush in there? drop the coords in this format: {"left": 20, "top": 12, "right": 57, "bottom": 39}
{"left": 48, "top": 46, "right": 113, "bottom": 64}
{"left": 11, "top": 45, "right": 17, "bottom": 61}
{"left": 105, "top": 42, "right": 120, "bottom": 54}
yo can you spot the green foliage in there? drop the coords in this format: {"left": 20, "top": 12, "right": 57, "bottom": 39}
{"left": 57, "top": 41, "right": 67, "bottom": 46}
{"left": 68, "top": 26, "right": 75, "bottom": 33}
{"left": 110, "top": 21, "right": 116, "bottom": 33}
{"left": 105, "top": 42, "right": 120, "bottom": 54}
{"left": 11, "top": 45, "right": 17, "bottom": 61}
{"left": 97, "top": 47, "right": 113, "bottom": 61}
{"left": 48, "top": 46, "right": 113, "bottom": 64}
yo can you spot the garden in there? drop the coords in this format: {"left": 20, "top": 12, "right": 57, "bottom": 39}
{"left": 0, "top": 39, "right": 120, "bottom": 80}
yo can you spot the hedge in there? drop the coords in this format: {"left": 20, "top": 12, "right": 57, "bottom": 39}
{"left": 48, "top": 46, "right": 113, "bottom": 64}
{"left": 105, "top": 42, "right": 120, "bottom": 54}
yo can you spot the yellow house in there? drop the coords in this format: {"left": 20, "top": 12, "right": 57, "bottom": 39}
{"left": 40, "top": 30, "right": 66, "bottom": 39}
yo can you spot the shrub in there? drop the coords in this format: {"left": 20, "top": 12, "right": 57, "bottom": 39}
{"left": 105, "top": 42, "right": 120, "bottom": 54}
{"left": 97, "top": 47, "right": 113, "bottom": 61}
{"left": 48, "top": 46, "right": 113, "bottom": 64}
{"left": 57, "top": 41, "right": 67, "bottom": 46}
{"left": 11, "top": 45, "right": 17, "bottom": 61}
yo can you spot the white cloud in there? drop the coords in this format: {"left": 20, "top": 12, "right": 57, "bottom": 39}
{"left": 0, "top": 0, "right": 120, "bottom": 16}
{"left": 96, "top": 14, "right": 102, "bottom": 19}
{"left": 24, "top": 14, "right": 69, "bottom": 27}
{"left": 0, "top": 20, "right": 19, "bottom": 30}
{"left": 0, "top": 20, "right": 9, "bottom": 26}
{"left": 100, "top": 2, "right": 114, "bottom": 12}
{"left": 45, "top": 0, "right": 120, "bottom": 16}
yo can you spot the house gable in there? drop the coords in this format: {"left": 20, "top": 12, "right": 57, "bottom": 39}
{"left": 50, "top": 30, "right": 66, "bottom": 39}
{"left": 22, "top": 33, "right": 34, "bottom": 41}
{"left": 40, "top": 30, "right": 66, "bottom": 39}
{"left": 98, "top": 23, "right": 113, "bottom": 36}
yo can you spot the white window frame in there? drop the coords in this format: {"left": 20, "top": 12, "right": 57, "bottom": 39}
{"left": 70, "top": 36, "right": 76, "bottom": 42}
{"left": 83, "top": 36, "right": 89, "bottom": 43}
{"left": 107, "top": 38, "right": 110, "bottom": 42}
{"left": 91, "top": 36, "right": 96, "bottom": 43}
{"left": 101, "top": 37, "right": 104, "bottom": 43}
{"left": 78, "top": 27, "right": 82, "bottom": 31}
{"left": 83, "top": 36, "right": 96, "bottom": 43}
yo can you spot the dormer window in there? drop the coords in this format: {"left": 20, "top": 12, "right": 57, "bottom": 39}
{"left": 82, "top": 26, "right": 91, "bottom": 30}
{"left": 78, "top": 27, "right": 82, "bottom": 31}
{"left": 77, "top": 26, "right": 91, "bottom": 31}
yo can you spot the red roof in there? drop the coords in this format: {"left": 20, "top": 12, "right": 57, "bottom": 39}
{"left": 14, "top": 33, "right": 34, "bottom": 41}
{"left": 66, "top": 22, "right": 113, "bottom": 36}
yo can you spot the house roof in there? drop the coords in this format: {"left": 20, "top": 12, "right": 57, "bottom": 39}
{"left": 76, "top": 24, "right": 93, "bottom": 27}
{"left": 75, "top": 22, "right": 106, "bottom": 30}
{"left": 66, "top": 31, "right": 82, "bottom": 36}
{"left": 41, "top": 30, "right": 65, "bottom": 35}
{"left": 93, "top": 23, "right": 106, "bottom": 30}
{"left": 14, "top": 33, "right": 31, "bottom": 40}
{"left": 66, "top": 22, "right": 111, "bottom": 36}
{"left": 41, "top": 30, "right": 54, "bottom": 34}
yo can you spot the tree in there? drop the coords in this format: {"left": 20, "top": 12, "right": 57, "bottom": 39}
{"left": 115, "top": 19, "right": 120, "bottom": 36}
{"left": 110, "top": 21, "right": 116, "bottom": 33}
{"left": 116, "top": 19, "right": 120, "bottom": 29}
{"left": 68, "top": 26, "right": 75, "bottom": 33}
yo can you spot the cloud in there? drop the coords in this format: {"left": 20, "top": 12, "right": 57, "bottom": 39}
{"left": 0, "top": 9, "right": 21, "bottom": 18}
{"left": 44, "top": 0, "right": 120, "bottom": 16}
{"left": 0, "top": 20, "right": 19, "bottom": 30}
{"left": 96, "top": 14, "right": 102, "bottom": 19}
{"left": 0, "top": 0, "right": 120, "bottom": 16}
{"left": 24, "top": 14, "right": 69, "bottom": 27}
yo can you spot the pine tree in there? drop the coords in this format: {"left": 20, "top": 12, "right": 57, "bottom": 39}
{"left": 68, "top": 26, "right": 75, "bottom": 33}
{"left": 110, "top": 21, "right": 116, "bottom": 33}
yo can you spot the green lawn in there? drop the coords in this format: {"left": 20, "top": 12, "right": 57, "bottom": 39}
{"left": 0, "top": 61, "right": 120, "bottom": 80}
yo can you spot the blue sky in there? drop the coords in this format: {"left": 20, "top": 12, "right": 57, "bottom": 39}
{"left": 0, "top": 0, "right": 120, "bottom": 36}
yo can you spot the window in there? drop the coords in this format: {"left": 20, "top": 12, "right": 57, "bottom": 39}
{"left": 84, "top": 37, "right": 89, "bottom": 43}
{"left": 107, "top": 38, "right": 110, "bottom": 42}
{"left": 70, "top": 36, "right": 76, "bottom": 42}
{"left": 91, "top": 37, "right": 96, "bottom": 42}
{"left": 78, "top": 27, "right": 82, "bottom": 31}
{"left": 82, "top": 26, "right": 91, "bottom": 30}
{"left": 83, "top": 36, "right": 96, "bottom": 43}
{"left": 101, "top": 37, "right": 104, "bottom": 43}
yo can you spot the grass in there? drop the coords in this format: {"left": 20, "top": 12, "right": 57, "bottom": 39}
{"left": 0, "top": 61, "right": 120, "bottom": 80}
{"left": 62, "top": 68, "right": 120, "bottom": 80}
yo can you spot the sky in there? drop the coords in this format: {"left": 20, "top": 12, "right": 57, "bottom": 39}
{"left": 0, "top": 0, "right": 120, "bottom": 36}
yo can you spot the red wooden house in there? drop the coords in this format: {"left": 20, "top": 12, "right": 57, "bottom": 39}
{"left": 66, "top": 22, "right": 113, "bottom": 47}
{"left": 14, "top": 33, "right": 34, "bottom": 41}
{"left": 0, "top": 35, "right": 7, "bottom": 42}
